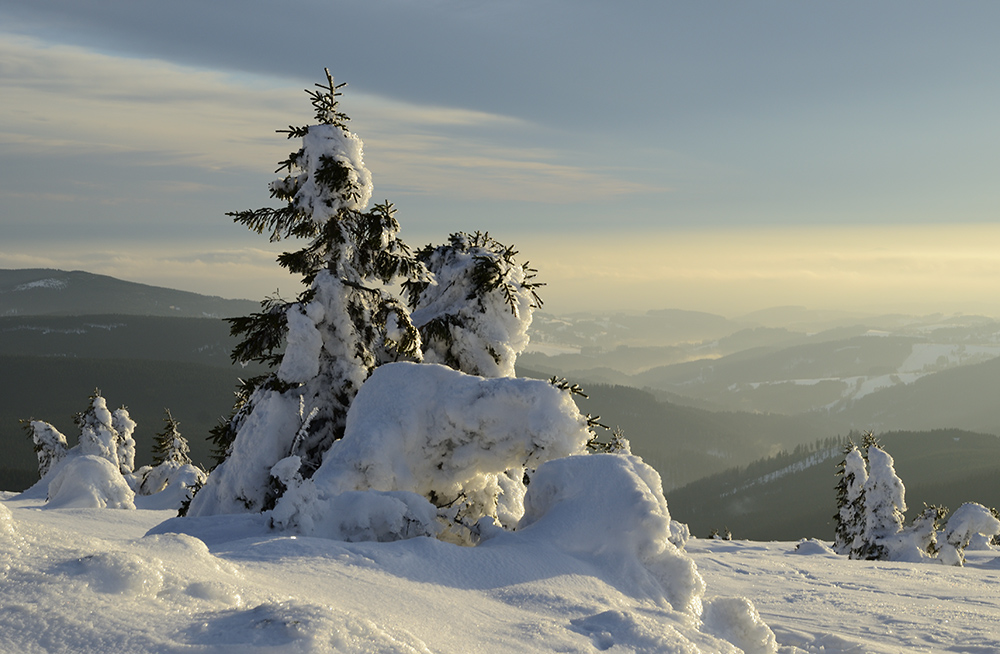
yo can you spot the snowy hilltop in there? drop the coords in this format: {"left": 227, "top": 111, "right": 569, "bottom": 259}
{"left": 4, "top": 493, "right": 1000, "bottom": 653}
{"left": 4, "top": 70, "right": 1000, "bottom": 653}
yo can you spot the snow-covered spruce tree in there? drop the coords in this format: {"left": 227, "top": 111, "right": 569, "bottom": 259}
{"left": 903, "top": 503, "right": 948, "bottom": 559}
{"left": 22, "top": 419, "right": 69, "bottom": 478}
{"left": 857, "top": 439, "right": 906, "bottom": 560}
{"left": 151, "top": 409, "right": 190, "bottom": 466}
{"left": 939, "top": 502, "right": 1000, "bottom": 566}
{"left": 404, "top": 231, "right": 543, "bottom": 378}
{"left": 187, "top": 71, "right": 427, "bottom": 516}
{"left": 833, "top": 441, "right": 868, "bottom": 557}
{"left": 137, "top": 409, "right": 207, "bottom": 501}
{"left": 20, "top": 391, "right": 137, "bottom": 509}
{"left": 74, "top": 390, "right": 135, "bottom": 476}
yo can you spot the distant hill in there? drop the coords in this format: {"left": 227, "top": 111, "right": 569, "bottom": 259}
{"left": 514, "top": 372, "right": 844, "bottom": 491}
{"left": 837, "top": 355, "right": 1000, "bottom": 436}
{"left": 666, "top": 429, "right": 1000, "bottom": 541}
{"left": 0, "top": 270, "right": 269, "bottom": 491}
{"left": 0, "top": 355, "right": 249, "bottom": 491}
{"left": 0, "top": 269, "right": 259, "bottom": 318}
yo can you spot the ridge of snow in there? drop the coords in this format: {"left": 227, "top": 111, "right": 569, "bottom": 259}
{"left": 13, "top": 278, "right": 68, "bottom": 292}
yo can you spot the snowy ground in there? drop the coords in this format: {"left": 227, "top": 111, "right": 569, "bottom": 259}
{"left": 3, "top": 492, "right": 998, "bottom": 653}
{"left": 690, "top": 539, "right": 1000, "bottom": 653}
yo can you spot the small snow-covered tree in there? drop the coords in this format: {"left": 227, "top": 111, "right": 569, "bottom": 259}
{"left": 189, "top": 71, "right": 428, "bottom": 516}
{"left": 137, "top": 409, "right": 207, "bottom": 502}
{"left": 939, "top": 502, "right": 1000, "bottom": 566}
{"left": 20, "top": 391, "right": 138, "bottom": 510}
{"left": 405, "top": 231, "right": 543, "bottom": 378}
{"left": 833, "top": 442, "right": 867, "bottom": 556}
{"left": 112, "top": 407, "right": 137, "bottom": 475}
{"left": 903, "top": 503, "right": 948, "bottom": 559}
{"left": 73, "top": 390, "right": 134, "bottom": 475}
{"left": 22, "top": 420, "right": 69, "bottom": 477}
{"left": 151, "top": 409, "right": 191, "bottom": 466}
{"left": 858, "top": 441, "right": 906, "bottom": 560}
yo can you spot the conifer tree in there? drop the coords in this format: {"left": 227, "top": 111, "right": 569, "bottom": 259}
{"left": 906, "top": 503, "right": 948, "bottom": 558}
{"left": 22, "top": 419, "right": 69, "bottom": 478}
{"left": 858, "top": 438, "right": 906, "bottom": 560}
{"left": 189, "top": 71, "right": 427, "bottom": 516}
{"left": 140, "top": 408, "right": 206, "bottom": 498}
{"left": 833, "top": 441, "right": 867, "bottom": 556}
{"left": 152, "top": 409, "right": 192, "bottom": 466}
{"left": 405, "top": 231, "right": 543, "bottom": 377}
{"left": 74, "top": 390, "right": 134, "bottom": 475}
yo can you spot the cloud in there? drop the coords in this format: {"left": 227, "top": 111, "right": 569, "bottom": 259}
{"left": 0, "top": 33, "right": 657, "bottom": 208}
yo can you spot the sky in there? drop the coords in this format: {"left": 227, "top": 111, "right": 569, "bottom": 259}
{"left": 2, "top": 1, "right": 999, "bottom": 317}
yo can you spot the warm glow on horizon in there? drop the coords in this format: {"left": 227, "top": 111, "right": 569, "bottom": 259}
{"left": 3, "top": 224, "right": 998, "bottom": 319}
{"left": 523, "top": 224, "right": 1000, "bottom": 317}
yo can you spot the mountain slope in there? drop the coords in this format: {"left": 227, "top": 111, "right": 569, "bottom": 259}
{"left": 0, "top": 269, "right": 258, "bottom": 318}
{"left": 666, "top": 429, "right": 1000, "bottom": 541}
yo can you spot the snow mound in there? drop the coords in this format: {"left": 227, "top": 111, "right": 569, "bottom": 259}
{"left": 702, "top": 597, "right": 777, "bottom": 654}
{"left": 519, "top": 454, "right": 705, "bottom": 616}
{"left": 45, "top": 455, "right": 135, "bottom": 509}
{"left": 183, "top": 600, "right": 430, "bottom": 653}
{"left": 270, "top": 362, "right": 591, "bottom": 538}
{"left": 63, "top": 550, "right": 165, "bottom": 596}
{"left": 791, "top": 539, "right": 838, "bottom": 556}
{"left": 134, "top": 462, "right": 207, "bottom": 510}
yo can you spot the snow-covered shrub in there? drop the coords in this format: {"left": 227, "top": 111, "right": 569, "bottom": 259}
{"left": 23, "top": 420, "right": 69, "bottom": 477}
{"left": 112, "top": 407, "right": 137, "bottom": 475}
{"left": 75, "top": 392, "right": 135, "bottom": 475}
{"left": 892, "top": 504, "right": 948, "bottom": 562}
{"left": 833, "top": 443, "right": 867, "bottom": 556}
{"left": 267, "top": 362, "right": 592, "bottom": 542}
{"left": 939, "top": 502, "right": 1000, "bottom": 566}
{"left": 133, "top": 410, "right": 208, "bottom": 510}
{"left": 405, "top": 231, "right": 543, "bottom": 378}
{"left": 45, "top": 455, "right": 136, "bottom": 510}
{"left": 858, "top": 443, "right": 906, "bottom": 560}
{"left": 20, "top": 391, "right": 141, "bottom": 510}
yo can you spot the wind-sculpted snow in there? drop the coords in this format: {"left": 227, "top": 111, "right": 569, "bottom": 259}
{"left": 269, "top": 362, "right": 592, "bottom": 539}
{"left": 45, "top": 455, "right": 136, "bottom": 509}
{"left": 4, "top": 489, "right": 1000, "bottom": 652}
{"left": 518, "top": 454, "right": 703, "bottom": 615}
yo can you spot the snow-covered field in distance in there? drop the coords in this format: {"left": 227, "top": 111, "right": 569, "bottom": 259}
{"left": 2, "top": 492, "right": 998, "bottom": 653}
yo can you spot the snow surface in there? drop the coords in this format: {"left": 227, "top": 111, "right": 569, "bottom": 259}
{"left": 13, "top": 278, "right": 68, "bottom": 291}
{"left": 3, "top": 491, "right": 999, "bottom": 653}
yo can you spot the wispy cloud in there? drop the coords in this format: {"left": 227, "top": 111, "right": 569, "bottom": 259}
{"left": 0, "top": 33, "right": 656, "bottom": 206}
